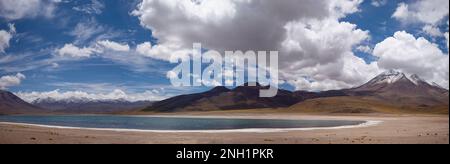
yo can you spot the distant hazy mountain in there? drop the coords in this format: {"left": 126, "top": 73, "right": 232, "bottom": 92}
{"left": 0, "top": 90, "right": 43, "bottom": 114}
{"left": 32, "top": 97, "right": 154, "bottom": 114}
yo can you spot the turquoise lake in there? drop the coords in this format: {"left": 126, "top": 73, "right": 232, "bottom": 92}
{"left": 0, "top": 115, "right": 365, "bottom": 131}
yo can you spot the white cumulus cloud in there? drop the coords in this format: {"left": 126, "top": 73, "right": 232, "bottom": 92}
{"left": 57, "top": 43, "right": 96, "bottom": 58}
{"left": 280, "top": 18, "right": 377, "bottom": 91}
{"left": 0, "top": 73, "right": 26, "bottom": 90}
{"left": 392, "top": 0, "right": 449, "bottom": 26}
{"left": 136, "top": 41, "right": 190, "bottom": 61}
{"left": 57, "top": 40, "right": 132, "bottom": 59}
{"left": 132, "top": 0, "right": 379, "bottom": 91}
{"left": 96, "top": 40, "right": 130, "bottom": 52}
{"left": 373, "top": 31, "right": 449, "bottom": 88}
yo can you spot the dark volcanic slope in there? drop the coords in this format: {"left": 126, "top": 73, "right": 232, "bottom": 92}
{"left": 144, "top": 84, "right": 306, "bottom": 112}
{"left": 0, "top": 90, "right": 42, "bottom": 114}
{"left": 145, "top": 86, "right": 231, "bottom": 112}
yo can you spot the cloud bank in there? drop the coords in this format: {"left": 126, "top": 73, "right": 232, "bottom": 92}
{"left": 130, "top": 0, "right": 386, "bottom": 91}
{"left": 373, "top": 31, "right": 449, "bottom": 88}
{"left": 16, "top": 89, "right": 169, "bottom": 103}
{"left": 392, "top": 0, "right": 449, "bottom": 38}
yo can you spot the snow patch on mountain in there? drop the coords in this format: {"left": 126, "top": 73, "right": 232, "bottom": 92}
{"left": 408, "top": 74, "right": 426, "bottom": 85}
{"left": 15, "top": 89, "right": 169, "bottom": 103}
{"left": 31, "top": 97, "right": 131, "bottom": 104}
{"left": 368, "top": 70, "right": 406, "bottom": 85}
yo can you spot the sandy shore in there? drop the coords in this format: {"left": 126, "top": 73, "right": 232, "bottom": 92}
{"left": 0, "top": 113, "right": 448, "bottom": 144}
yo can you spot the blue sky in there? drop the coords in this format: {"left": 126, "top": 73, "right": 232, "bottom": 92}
{"left": 0, "top": 0, "right": 448, "bottom": 101}
{"left": 1, "top": 1, "right": 175, "bottom": 92}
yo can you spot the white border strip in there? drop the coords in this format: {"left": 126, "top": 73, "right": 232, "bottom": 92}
{"left": 0, "top": 120, "right": 382, "bottom": 133}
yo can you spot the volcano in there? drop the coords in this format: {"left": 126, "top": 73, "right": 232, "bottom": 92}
{"left": 348, "top": 70, "right": 449, "bottom": 106}
{"left": 0, "top": 90, "right": 43, "bottom": 114}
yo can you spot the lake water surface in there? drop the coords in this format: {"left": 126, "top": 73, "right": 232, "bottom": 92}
{"left": 0, "top": 115, "right": 365, "bottom": 131}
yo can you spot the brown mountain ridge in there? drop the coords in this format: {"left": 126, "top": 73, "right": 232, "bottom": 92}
{"left": 0, "top": 90, "right": 43, "bottom": 115}
{"left": 1, "top": 70, "right": 448, "bottom": 114}
{"left": 144, "top": 70, "right": 449, "bottom": 113}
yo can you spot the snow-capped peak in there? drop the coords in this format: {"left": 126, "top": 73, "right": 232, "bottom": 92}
{"left": 380, "top": 69, "right": 402, "bottom": 76}
{"left": 30, "top": 96, "right": 146, "bottom": 104}
{"left": 369, "top": 70, "right": 405, "bottom": 85}
{"left": 364, "top": 70, "right": 434, "bottom": 87}
{"left": 408, "top": 74, "right": 425, "bottom": 85}
{"left": 33, "top": 97, "right": 94, "bottom": 104}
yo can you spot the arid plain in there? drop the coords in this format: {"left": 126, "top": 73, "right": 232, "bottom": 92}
{"left": 1, "top": 110, "right": 448, "bottom": 144}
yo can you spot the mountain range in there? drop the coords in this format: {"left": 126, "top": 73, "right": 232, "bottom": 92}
{"left": 144, "top": 70, "right": 449, "bottom": 113}
{"left": 31, "top": 98, "right": 153, "bottom": 114}
{"left": 144, "top": 84, "right": 301, "bottom": 112}
{"left": 0, "top": 91, "right": 153, "bottom": 114}
{"left": 1, "top": 70, "right": 448, "bottom": 114}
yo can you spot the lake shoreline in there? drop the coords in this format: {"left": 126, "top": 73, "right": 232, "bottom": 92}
{"left": 0, "top": 113, "right": 448, "bottom": 144}
{"left": 0, "top": 115, "right": 378, "bottom": 133}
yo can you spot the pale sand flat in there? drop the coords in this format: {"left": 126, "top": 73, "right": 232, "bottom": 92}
{"left": 0, "top": 113, "right": 448, "bottom": 144}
